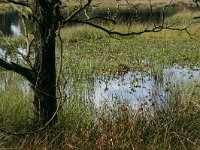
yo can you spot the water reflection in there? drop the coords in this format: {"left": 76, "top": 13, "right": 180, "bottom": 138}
{"left": 94, "top": 65, "right": 200, "bottom": 108}
{"left": 0, "top": 12, "right": 21, "bottom": 36}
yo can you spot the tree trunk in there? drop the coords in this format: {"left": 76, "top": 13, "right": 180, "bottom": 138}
{"left": 32, "top": 0, "right": 60, "bottom": 127}
{"left": 33, "top": 31, "right": 57, "bottom": 127}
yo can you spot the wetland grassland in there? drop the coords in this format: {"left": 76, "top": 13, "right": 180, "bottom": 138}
{"left": 0, "top": 2, "right": 200, "bottom": 150}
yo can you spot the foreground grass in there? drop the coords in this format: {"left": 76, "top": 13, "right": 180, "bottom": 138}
{"left": 0, "top": 79, "right": 200, "bottom": 149}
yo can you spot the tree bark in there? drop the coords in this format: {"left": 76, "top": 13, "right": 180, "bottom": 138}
{"left": 32, "top": 0, "right": 60, "bottom": 127}
{"left": 33, "top": 31, "right": 57, "bottom": 127}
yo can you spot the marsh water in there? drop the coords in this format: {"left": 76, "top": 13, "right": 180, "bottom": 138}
{"left": 93, "top": 66, "right": 200, "bottom": 108}
{"left": 0, "top": 12, "right": 200, "bottom": 109}
{"left": 0, "top": 12, "right": 21, "bottom": 36}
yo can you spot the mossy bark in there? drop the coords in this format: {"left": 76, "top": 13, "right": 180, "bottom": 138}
{"left": 32, "top": 0, "right": 61, "bottom": 127}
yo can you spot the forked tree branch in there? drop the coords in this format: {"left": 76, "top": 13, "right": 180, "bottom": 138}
{"left": 0, "top": 58, "right": 35, "bottom": 83}
{"left": 68, "top": 19, "right": 164, "bottom": 36}
{"left": 76, "top": 18, "right": 198, "bottom": 38}
{"left": 0, "top": 30, "right": 33, "bottom": 68}
{"left": 65, "top": 0, "right": 92, "bottom": 22}
{"left": 63, "top": 0, "right": 198, "bottom": 38}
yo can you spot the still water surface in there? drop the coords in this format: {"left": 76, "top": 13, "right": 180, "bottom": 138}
{"left": 0, "top": 12, "right": 21, "bottom": 36}
{"left": 94, "top": 66, "right": 200, "bottom": 107}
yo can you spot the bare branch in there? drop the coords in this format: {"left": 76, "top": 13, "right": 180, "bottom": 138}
{"left": 193, "top": 16, "right": 200, "bottom": 19}
{"left": 21, "top": 17, "right": 34, "bottom": 63}
{"left": 65, "top": 0, "right": 92, "bottom": 22}
{"left": 0, "top": 58, "right": 35, "bottom": 83}
{"left": 69, "top": 19, "right": 163, "bottom": 36}
{"left": 161, "top": 0, "right": 174, "bottom": 27}
{"left": 126, "top": 0, "right": 142, "bottom": 11}
{"left": 0, "top": 31, "right": 33, "bottom": 68}
{"left": 164, "top": 21, "right": 200, "bottom": 38}
{"left": 62, "top": 0, "right": 198, "bottom": 39}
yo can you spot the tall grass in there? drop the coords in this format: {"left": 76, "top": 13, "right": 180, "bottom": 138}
{"left": 0, "top": 73, "right": 33, "bottom": 131}
{"left": 61, "top": 25, "right": 200, "bottom": 79}
{"left": 0, "top": 78, "right": 199, "bottom": 149}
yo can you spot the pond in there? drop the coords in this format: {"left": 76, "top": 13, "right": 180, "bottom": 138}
{"left": 0, "top": 12, "right": 22, "bottom": 36}
{"left": 93, "top": 65, "right": 200, "bottom": 108}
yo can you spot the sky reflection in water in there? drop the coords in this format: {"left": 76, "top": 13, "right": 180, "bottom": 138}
{"left": 94, "top": 65, "right": 200, "bottom": 108}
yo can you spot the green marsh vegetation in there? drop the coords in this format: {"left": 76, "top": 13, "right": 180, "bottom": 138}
{"left": 0, "top": 1, "right": 200, "bottom": 149}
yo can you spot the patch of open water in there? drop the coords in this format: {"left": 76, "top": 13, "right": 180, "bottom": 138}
{"left": 94, "top": 65, "right": 200, "bottom": 108}
{"left": 0, "top": 12, "right": 21, "bottom": 36}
